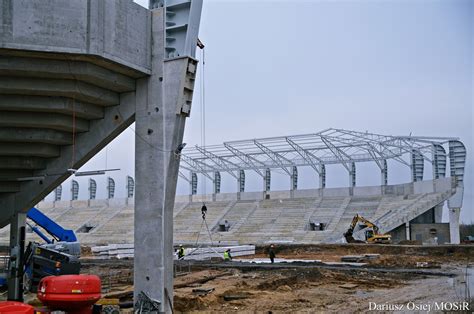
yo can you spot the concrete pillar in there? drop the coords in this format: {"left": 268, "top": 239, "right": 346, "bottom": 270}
{"left": 381, "top": 159, "right": 388, "bottom": 187}
{"left": 433, "top": 204, "right": 443, "bottom": 223}
{"left": 319, "top": 164, "right": 326, "bottom": 189}
{"left": 405, "top": 222, "right": 411, "bottom": 241}
{"left": 349, "top": 162, "right": 356, "bottom": 196}
{"left": 134, "top": 8, "right": 198, "bottom": 311}
{"left": 448, "top": 208, "right": 461, "bottom": 244}
{"left": 8, "top": 212, "right": 26, "bottom": 301}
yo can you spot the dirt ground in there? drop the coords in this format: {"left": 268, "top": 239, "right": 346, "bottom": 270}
{"left": 76, "top": 244, "right": 474, "bottom": 312}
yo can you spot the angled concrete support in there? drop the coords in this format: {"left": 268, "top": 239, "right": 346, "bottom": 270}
{"left": 134, "top": 4, "right": 200, "bottom": 310}
{"left": 7, "top": 211, "right": 26, "bottom": 301}
{"left": 0, "top": 91, "right": 136, "bottom": 226}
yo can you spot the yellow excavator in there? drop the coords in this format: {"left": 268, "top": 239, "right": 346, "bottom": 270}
{"left": 343, "top": 214, "right": 391, "bottom": 244}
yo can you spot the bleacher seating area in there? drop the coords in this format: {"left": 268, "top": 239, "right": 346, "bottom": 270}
{"left": 0, "top": 189, "right": 453, "bottom": 246}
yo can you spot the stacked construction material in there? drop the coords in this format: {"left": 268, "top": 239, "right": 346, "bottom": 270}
{"left": 91, "top": 244, "right": 134, "bottom": 259}
{"left": 180, "top": 245, "right": 256, "bottom": 260}
{"left": 90, "top": 244, "right": 255, "bottom": 260}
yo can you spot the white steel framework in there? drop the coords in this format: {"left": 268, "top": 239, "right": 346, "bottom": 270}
{"left": 180, "top": 128, "right": 462, "bottom": 191}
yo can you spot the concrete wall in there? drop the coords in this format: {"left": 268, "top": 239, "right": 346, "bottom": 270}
{"left": 240, "top": 192, "right": 263, "bottom": 201}
{"left": 413, "top": 180, "right": 435, "bottom": 194}
{"left": 89, "top": 199, "right": 108, "bottom": 208}
{"left": 175, "top": 195, "right": 190, "bottom": 203}
{"left": 268, "top": 190, "right": 291, "bottom": 199}
{"left": 322, "top": 187, "right": 350, "bottom": 197}
{"left": 353, "top": 186, "right": 382, "bottom": 196}
{"left": 411, "top": 223, "right": 450, "bottom": 244}
{"left": 215, "top": 193, "right": 237, "bottom": 201}
{"left": 37, "top": 178, "right": 455, "bottom": 207}
{"left": 191, "top": 194, "right": 213, "bottom": 203}
{"left": 434, "top": 177, "right": 453, "bottom": 193}
{"left": 410, "top": 208, "right": 435, "bottom": 224}
{"left": 389, "top": 224, "right": 407, "bottom": 243}
{"left": 0, "top": 0, "right": 151, "bottom": 74}
{"left": 383, "top": 182, "right": 414, "bottom": 195}
{"left": 293, "top": 189, "right": 319, "bottom": 198}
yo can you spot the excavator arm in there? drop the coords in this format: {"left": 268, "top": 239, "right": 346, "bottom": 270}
{"left": 344, "top": 214, "right": 390, "bottom": 244}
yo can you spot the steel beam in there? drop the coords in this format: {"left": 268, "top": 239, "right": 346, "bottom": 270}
{"left": 254, "top": 140, "right": 293, "bottom": 176}
{"left": 224, "top": 143, "right": 265, "bottom": 177}
{"left": 178, "top": 171, "right": 190, "bottom": 183}
{"left": 286, "top": 138, "right": 321, "bottom": 174}
{"left": 194, "top": 145, "right": 239, "bottom": 179}
{"left": 180, "top": 155, "right": 214, "bottom": 182}
{"left": 7, "top": 211, "right": 26, "bottom": 301}
{"left": 320, "top": 136, "right": 353, "bottom": 172}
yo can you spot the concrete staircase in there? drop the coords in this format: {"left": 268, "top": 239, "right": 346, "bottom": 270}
{"left": 377, "top": 191, "right": 453, "bottom": 233}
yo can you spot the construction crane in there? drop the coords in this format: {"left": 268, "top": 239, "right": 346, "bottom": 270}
{"left": 343, "top": 214, "right": 391, "bottom": 244}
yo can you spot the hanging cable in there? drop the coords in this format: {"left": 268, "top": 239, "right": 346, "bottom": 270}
{"left": 71, "top": 98, "right": 76, "bottom": 170}
{"left": 200, "top": 46, "right": 207, "bottom": 196}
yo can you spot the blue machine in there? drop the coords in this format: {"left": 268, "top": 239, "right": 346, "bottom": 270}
{"left": 26, "top": 207, "right": 77, "bottom": 243}
{"left": 21, "top": 208, "right": 80, "bottom": 292}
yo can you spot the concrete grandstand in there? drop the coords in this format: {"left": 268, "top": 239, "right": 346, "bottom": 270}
{"left": 1, "top": 129, "right": 466, "bottom": 246}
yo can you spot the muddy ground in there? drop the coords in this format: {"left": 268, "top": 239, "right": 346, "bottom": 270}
{"left": 78, "top": 244, "right": 474, "bottom": 313}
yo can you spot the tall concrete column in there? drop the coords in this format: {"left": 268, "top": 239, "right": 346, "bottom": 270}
{"left": 319, "top": 164, "right": 326, "bottom": 189}
{"left": 134, "top": 7, "right": 199, "bottom": 311}
{"left": 7, "top": 212, "right": 26, "bottom": 301}
{"left": 381, "top": 159, "right": 388, "bottom": 188}
{"left": 448, "top": 208, "right": 461, "bottom": 244}
{"left": 405, "top": 222, "right": 411, "bottom": 241}
{"left": 433, "top": 204, "right": 443, "bottom": 223}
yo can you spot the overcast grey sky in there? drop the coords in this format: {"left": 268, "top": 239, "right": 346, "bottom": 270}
{"left": 52, "top": 0, "right": 473, "bottom": 223}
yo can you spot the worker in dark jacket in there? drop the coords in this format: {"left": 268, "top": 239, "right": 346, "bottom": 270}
{"left": 178, "top": 245, "right": 185, "bottom": 260}
{"left": 268, "top": 244, "right": 276, "bottom": 264}
{"left": 201, "top": 203, "right": 207, "bottom": 220}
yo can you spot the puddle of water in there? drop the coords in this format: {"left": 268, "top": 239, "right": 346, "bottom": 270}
{"left": 466, "top": 267, "right": 473, "bottom": 295}
{"left": 449, "top": 266, "right": 473, "bottom": 301}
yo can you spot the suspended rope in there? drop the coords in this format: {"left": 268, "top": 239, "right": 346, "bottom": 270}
{"left": 200, "top": 46, "right": 207, "bottom": 196}
{"left": 71, "top": 98, "right": 76, "bottom": 169}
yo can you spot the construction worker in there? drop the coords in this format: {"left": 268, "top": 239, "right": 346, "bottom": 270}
{"left": 223, "top": 249, "right": 232, "bottom": 261}
{"left": 201, "top": 203, "right": 207, "bottom": 220}
{"left": 178, "top": 245, "right": 185, "bottom": 260}
{"left": 268, "top": 244, "right": 276, "bottom": 264}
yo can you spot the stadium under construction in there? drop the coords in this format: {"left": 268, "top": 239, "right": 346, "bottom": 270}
{"left": 0, "top": 0, "right": 471, "bottom": 312}
{"left": 20, "top": 128, "right": 466, "bottom": 247}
